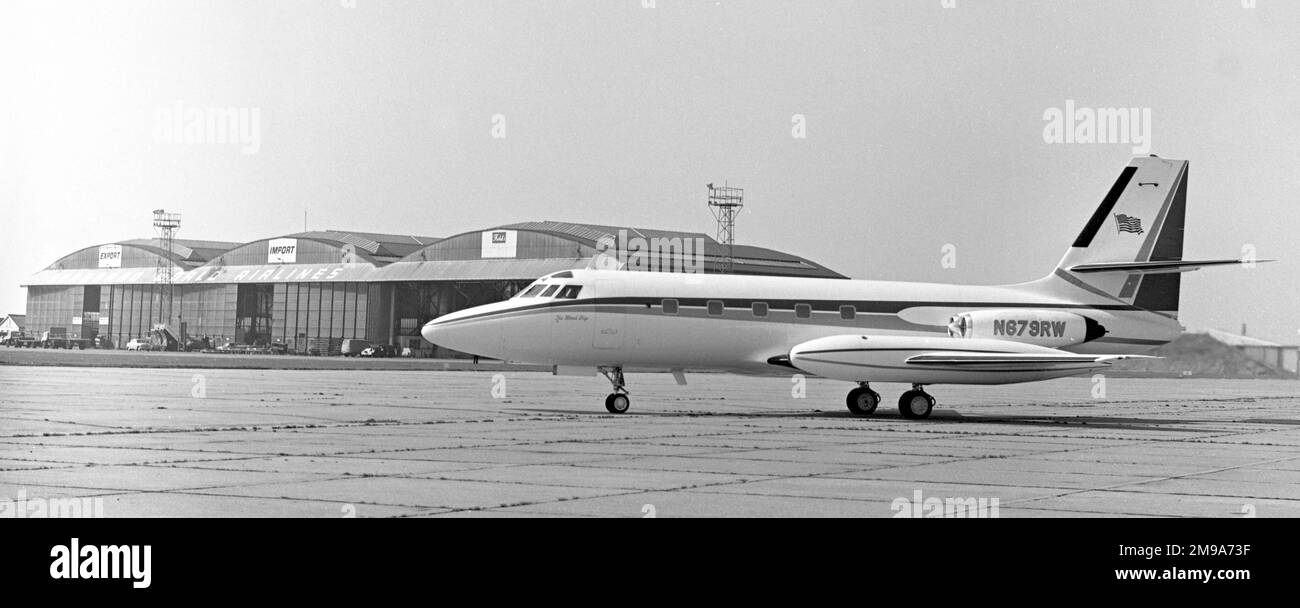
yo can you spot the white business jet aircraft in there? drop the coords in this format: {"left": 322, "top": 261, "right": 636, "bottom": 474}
{"left": 424, "top": 157, "right": 1262, "bottom": 419}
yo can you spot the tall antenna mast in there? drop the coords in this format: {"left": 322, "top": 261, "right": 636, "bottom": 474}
{"left": 152, "top": 209, "right": 182, "bottom": 328}
{"left": 707, "top": 182, "right": 744, "bottom": 273}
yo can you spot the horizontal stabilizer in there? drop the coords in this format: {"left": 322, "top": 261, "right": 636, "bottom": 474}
{"left": 1068, "top": 259, "right": 1272, "bottom": 274}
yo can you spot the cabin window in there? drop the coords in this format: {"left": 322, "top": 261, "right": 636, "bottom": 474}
{"left": 707, "top": 300, "right": 725, "bottom": 316}
{"left": 539, "top": 285, "right": 560, "bottom": 297}
{"left": 752, "top": 302, "right": 768, "bottom": 318}
{"left": 840, "top": 305, "right": 856, "bottom": 320}
{"left": 519, "top": 284, "right": 547, "bottom": 298}
{"left": 550, "top": 271, "right": 574, "bottom": 279}
{"left": 662, "top": 299, "right": 679, "bottom": 315}
{"left": 557, "top": 285, "right": 583, "bottom": 299}
{"left": 795, "top": 304, "right": 812, "bottom": 319}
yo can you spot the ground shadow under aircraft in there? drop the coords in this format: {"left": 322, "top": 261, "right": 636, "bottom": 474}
{"left": 514, "top": 406, "right": 1268, "bottom": 433}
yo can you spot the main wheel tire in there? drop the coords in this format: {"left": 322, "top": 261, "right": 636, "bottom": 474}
{"left": 846, "top": 387, "right": 880, "bottom": 416}
{"left": 605, "top": 393, "right": 631, "bottom": 414}
{"left": 898, "top": 390, "right": 935, "bottom": 420}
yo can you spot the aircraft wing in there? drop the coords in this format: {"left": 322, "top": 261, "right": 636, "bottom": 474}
{"left": 785, "top": 334, "right": 1160, "bottom": 384}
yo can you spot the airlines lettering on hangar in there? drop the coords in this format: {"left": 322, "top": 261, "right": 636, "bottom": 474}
{"left": 52, "top": 264, "right": 360, "bottom": 285}
{"left": 176, "top": 265, "right": 350, "bottom": 284}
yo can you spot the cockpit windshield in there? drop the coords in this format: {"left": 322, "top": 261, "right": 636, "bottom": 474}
{"left": 515, "top": 281, "right": 584, "bottom": 299}
{"left": 517, "top": 284, "right": 547, "bottom": 298}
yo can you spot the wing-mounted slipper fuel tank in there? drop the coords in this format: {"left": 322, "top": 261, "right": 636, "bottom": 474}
{"left": 787, "top": 334, "right": 1153, "bottom": 386}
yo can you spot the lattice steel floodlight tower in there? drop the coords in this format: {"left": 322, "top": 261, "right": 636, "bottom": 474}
{"left": 707, "top": 183, "right": 744, "bottom": 273}
{"left": 152, "top": 209, "right": 182, "bottom": 327}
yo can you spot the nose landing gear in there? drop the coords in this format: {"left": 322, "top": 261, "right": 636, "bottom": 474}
{"left": 599, "top": 366, "right": 630, "bottom": 414}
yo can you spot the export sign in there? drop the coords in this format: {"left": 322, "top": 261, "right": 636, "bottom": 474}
{"left": 97, "top": 245, "right": 122, "bottom": 268}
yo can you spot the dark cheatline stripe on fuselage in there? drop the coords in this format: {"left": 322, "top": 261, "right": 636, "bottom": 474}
{"left": 588, "top": 305, "right": 939, "bottom": 333}
{"left": 434, "top": 296, "right": 1149, "bottom": 327}
{"left": 608, "top": 297, "right": 1142, "bottom": 314}
{"left": 446, "top": 301, "right": 945, "bottom": 334}
{"left": 1073, "top": 166, "right": 1138, "bottom": 248}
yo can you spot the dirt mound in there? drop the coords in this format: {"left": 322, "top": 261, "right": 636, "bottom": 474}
{"left": 1110, "top": 333, "right": 1293, "bottom": 379}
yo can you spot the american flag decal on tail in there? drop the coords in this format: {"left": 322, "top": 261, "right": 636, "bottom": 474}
{"left": 1114, "top": 213, "right": 1144, "bottom": 234}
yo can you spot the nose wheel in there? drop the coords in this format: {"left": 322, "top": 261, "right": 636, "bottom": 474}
{"left": 599, "top": 366, "right": 631, "bottom": 414}
{"left": 846, "top": 384, "right": 881, "bottom": 416}
{"left": 898, "top": 385, "right": 935, "bottom": 420}
{"left": 604, "top": 392, "right": 630, "bottom": 414}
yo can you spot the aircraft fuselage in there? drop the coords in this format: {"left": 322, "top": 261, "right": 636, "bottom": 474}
{"left": 423, "top": 269, "right": 1181, "bottom": 384}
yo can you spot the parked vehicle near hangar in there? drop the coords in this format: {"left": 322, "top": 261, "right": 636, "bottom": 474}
{"left": 341, "top": 339, "right": 371, "bottom": 357}
{"left": 360, "top": 344, "right": 397, "bottom": 358}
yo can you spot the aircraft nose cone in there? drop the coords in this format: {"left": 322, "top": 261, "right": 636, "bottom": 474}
{"left": 421, "top": 311, "right": 477, "bottom": 354}
{"left": 420, "top": 317, "right": 446, "bottom": 346}
{"left": 419, "top": 307, "right": 504, "bottom": 360}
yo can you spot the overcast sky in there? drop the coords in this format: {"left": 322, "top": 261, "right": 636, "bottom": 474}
{"left": 2, "top": 0, "right": 1296, "bottom": 342}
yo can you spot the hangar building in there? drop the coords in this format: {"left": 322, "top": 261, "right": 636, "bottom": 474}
{"left": 21, "top": 222, "right": 845, "bottom": 356}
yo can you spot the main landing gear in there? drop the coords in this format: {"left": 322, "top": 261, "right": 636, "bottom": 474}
{"left": 898, "top": 385, "right": 935, "bottom": 420}
{"left": 846, "top": 383, "right": 881, "bottom": 416}
{"left": 599, "top": 366, "right": 630, "bottom": 414}
{"left": 844, "top": 383, "right": 936, "bottom": 420}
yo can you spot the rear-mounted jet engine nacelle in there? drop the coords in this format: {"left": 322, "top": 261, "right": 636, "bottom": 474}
{"left": 947, "top": 310, "right": 1105, "bottom": 348}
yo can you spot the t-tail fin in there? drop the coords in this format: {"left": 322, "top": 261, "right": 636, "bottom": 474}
{"left": 1045, "top": 156, "right": 1189, "bottom": 318}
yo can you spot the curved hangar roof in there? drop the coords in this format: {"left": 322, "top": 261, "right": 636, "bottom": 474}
{"left": 23, "top": 223, "right": 844, "bottom": 286}
{"left": 155, "top": 230, "right": 441, "bottom": 286}
{"left": 22, "top": 231, "right": 439, "bottom": 287}
{"left": 43, "top": 238, "right": 240, "bottom": 270}
{"left": 23, "top": 238, "right": 243, "bottom": 287}
{"left": 501, "top": 221, "right": 844, "bottom": 278}
{"left": 385, "top": 221, "right": 846, "bottom": 281}
{"left": 204, "top": 231, "right": 439, "bottom": 267}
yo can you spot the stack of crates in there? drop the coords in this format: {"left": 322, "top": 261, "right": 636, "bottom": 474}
{"left": 307, "top": 337, "right": 343, "bottom": 356}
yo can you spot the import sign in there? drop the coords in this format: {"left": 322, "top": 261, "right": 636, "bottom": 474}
{"left": 267, "top": 238, "right": 298, "bottom": 264}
